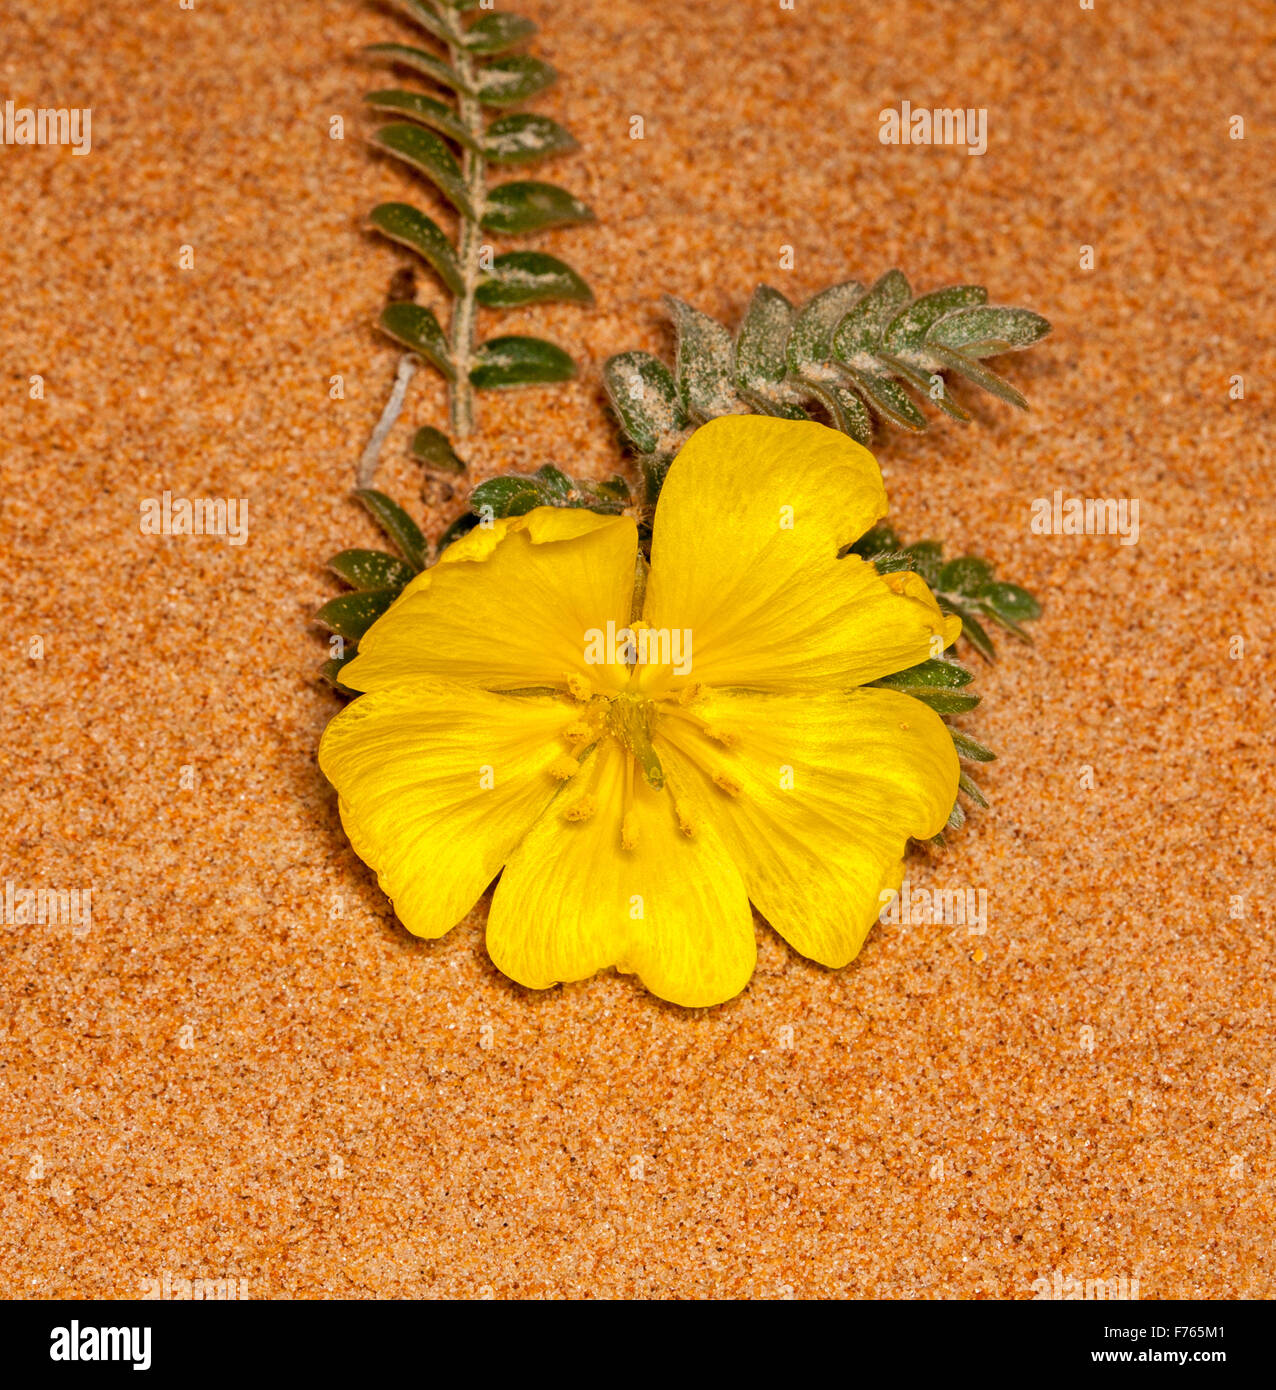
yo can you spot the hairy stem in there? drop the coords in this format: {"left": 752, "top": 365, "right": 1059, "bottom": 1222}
{"left": 445, "top": 22, "right": 486, "bottom": 439}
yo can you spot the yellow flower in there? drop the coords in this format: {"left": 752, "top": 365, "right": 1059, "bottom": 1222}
{"left": 319, "top": 417, "right": 960, "bottom": 1007}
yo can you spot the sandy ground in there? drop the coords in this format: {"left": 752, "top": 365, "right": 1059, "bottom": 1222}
{"left": 2, "top": 0, "right": 1274, "bottom": 1298}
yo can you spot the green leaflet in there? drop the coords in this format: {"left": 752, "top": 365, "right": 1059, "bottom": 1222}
{"left": 314, "top": 588, "right": 398, "bottom": 640}
{"left": 483, "top": 113, "right": 579, "bottom": 163}
{"left": 474, "top": 55, "right": 558, "bottom": 105}
{"left": 383, "top": 0, "right": 453, "bottom": 46}
{"left": 464, "top": 12, "right": 538, "bottom": 54}
{"left": 470, "top": 464, "right": 629, "bottom": 518}
{"left": 379, "top": 302, "right": 454, "bottom": 379}
{"left": 664, "top": 296, "right": 738, "bottom": 419}
{"left": 735, "top": 285, "right": 794, "bottom": 392}
{"left": 320, "top": 653, "right": 360, "bottom": 695}
{"left": 602, "top": 352, "right": 687, "bottom": 457}
{"left": 470, "top": 335, "right": 576, "bottom": 389}
{"left": 475, "top": 250, "right": 593, "bottom": 307}
{"left": 327, "top": 548, "right": 415, "bottom": 591}
{"left": 831, "top": 270, "right": 912, "bottom": 363}
{"left": 353, "top": 489, "right": 427, "bottom": 572}
{"left": 368, "top": 202, "right": 464, "bottom": 295}
{"left": 481, "top": 180, "right": 595, "bottom": 233}
{"left": 927, "top": 306, "right": 1052, "bottom": 357}
{"left": 364, "top": 90, "right": 478, "bottom": 151}
{"left": 371, "top": 123, "right": 474, "bottom": 218}
{"left": 881, "top": 285, "right": 986, "bottom": 353}
{"left": 364, "top": 43, "right": 470, "bottom": 95}
{"left": 787, "top": 281, "right": 865, "bottom": 375}
{"left": 411, "top": 425, "right": 467, "bottom": 472}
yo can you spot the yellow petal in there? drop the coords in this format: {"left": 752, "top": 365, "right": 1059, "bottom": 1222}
{"left": 486, "top": 740, "right": 756, "bottom": 1007}
{"left": 341, "top": 509, "right": 638, "bottom": 694}
{"left": 656, "top": 686, "right": 959, "bottom": 968}
{"left": 318, "top": 678, "right": 580, "bottom": 938}
{"left": 643, "top": 416, "right": 956, "bottom": 691}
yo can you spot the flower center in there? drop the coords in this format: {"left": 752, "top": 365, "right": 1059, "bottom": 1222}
{"left": 603, "top": 693, "right": 664, "bottom": 790}
{"left": 552, "top": 674, "right": 743, "bottom": 850}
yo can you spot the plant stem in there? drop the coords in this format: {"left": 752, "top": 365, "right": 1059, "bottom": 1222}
{"left": 445, "top": 23, "right": 486, "bottom": 440}
{"left": 356, "top": 353, "right": 418, "bottom": 489}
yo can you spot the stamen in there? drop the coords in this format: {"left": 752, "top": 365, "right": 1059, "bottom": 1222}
{"left": 705, "top": 725, "right": 740, "bottom": 749}
{"left": 676, "top": 683, "right": 702, "bottom": 706}
{"left": 662, "top": 704, "right": 739, "bottom": 747}
{"left": 548, "top": 755, "right": 580, "bottom": 781}
{"left": 565, "top": 674, "right": 593, "bottom": 702}
{"left": 674, "top": 798, "right": 698, "bottom": 837}
{"left": 563, "top": 794, "right": 598, "bottom": 823}
{"left": 712, "top": 771, "right": 743, "bottom": 797}
{"left": 620, "top": 754, "right": 639, "bottom": 850}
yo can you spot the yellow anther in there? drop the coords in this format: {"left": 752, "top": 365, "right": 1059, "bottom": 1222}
{"left": 704, "top": 725, "right": 740, "bottom": 749}
{"left": 565, "top": 674, "right": 593, "bottom": 702}
{"left": 674, "top": 799, "right": 698, "bottom": 837}
{"left": 712, "top": 771, "right": 743, "bottom": 797}
{"left": 548, "top": 755, "right": 580, "bottom": 781}
{"left": 563, "top": 794, "right": 598, "bottom": 823}
{"left": 621, "top": 810, "right": 640, "bottom": 851}
{"left": 676, "top": 683, "right": 702, "bottom": 706}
